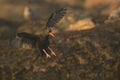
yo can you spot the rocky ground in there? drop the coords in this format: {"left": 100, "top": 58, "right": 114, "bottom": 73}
{"left": 0, "top": 0, "right": 120, "bottom": 80}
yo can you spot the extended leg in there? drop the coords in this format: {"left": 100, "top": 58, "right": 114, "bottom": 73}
{"left": 48, "top": 47, "right": 56, "bottom": 56}
{"left": 43, "top": 49, "right": 51, "bottom": 58}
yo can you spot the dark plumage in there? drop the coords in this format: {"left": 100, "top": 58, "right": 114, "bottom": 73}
{"left": 46, "top": 8, "right": 67, "bottom": 30}
{"left": 10, "top": 31, "right": 55, "bottom": 58}
{"left": 10, "top": 8, "right": 67, "bottom": 58}
{"left": 12, "top": 32, "right": 40, "bottom": 49}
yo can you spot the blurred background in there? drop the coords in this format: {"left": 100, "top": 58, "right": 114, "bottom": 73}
{"left": 0, "top": 0, "right": 120, "bottom": 80}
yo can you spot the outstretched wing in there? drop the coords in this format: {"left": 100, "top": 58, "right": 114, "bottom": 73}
{"left": 10, "top": 32, "right": 40, "bottom": 49}
{"left": 46, "top": 8, "right": 67, "bottom": 29}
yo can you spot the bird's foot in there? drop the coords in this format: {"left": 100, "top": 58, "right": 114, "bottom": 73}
{"left": 43, "top": 49, "right": 51, "bottom": 58}
{"left": 46, "top": 54, "right": 51, "bottom": 58}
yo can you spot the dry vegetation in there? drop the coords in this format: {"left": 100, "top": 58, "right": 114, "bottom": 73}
{"left": 0, "top": 0, "right": 120, "bottom": 80}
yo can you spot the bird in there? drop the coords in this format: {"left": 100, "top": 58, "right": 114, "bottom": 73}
{"left": 10, "top": 8, "right": 67, "bottom": 58}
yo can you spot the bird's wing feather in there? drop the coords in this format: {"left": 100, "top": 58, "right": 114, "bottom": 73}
{"left": 10, "top": 32, "right": 40, "bottom": 49}
{"left": 18, "top": 32, "right": 39, "bottom": 40}
{"left": 46, "top": 8, "right": 67, "bottom": 28}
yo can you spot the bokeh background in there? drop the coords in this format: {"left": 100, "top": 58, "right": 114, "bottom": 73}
{"left": 0, "top": 0, "right": 120, "bottom": 80}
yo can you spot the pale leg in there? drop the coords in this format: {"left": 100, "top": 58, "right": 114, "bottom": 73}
{"left": 43, "top": 49, "right": 51, "bottom": 58}
{"left": 48, "top": 47, "right": 56, "bottom": 56}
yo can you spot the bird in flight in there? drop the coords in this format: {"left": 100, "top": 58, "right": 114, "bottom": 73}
{"left": 10, "top": 8, "right": 67, "bottom": 58}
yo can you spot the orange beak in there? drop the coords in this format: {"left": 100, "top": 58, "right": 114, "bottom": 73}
{"left": 49, "top": 32, "right": 55, "bottom": 38}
